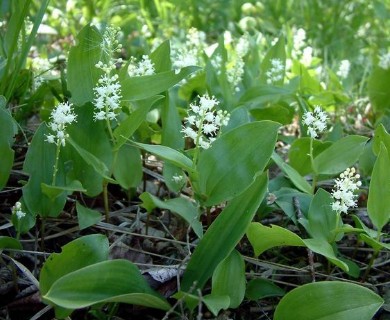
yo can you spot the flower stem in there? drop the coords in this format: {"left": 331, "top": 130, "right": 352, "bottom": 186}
{"left": 309, "top": 138, "right": 317, "bottom": 194}
{"left": 51, "top": 142, "right": 61, "bottom": 186}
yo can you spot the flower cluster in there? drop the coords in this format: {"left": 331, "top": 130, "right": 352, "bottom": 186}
{"left": 101, "top": 25, "right": 122, "bottom": 58}
{"left": 302, "top": 106, "right": 328, "bottom": 138}
{"left": 128, "top": 55, "right": 155, "bottom": 77}
{"left": 12, "top": 202, "right": 26, "bottom": 220}
{"left": 378, "top": 52, "right": 390, "bottom": 70}
{"left": 171, "top": 27, "right": 206, "bottom": 72}
{"left": 266, "top": 58, "right": 284, "bottom": 84}
{"left": 336, "top": 59, "right": 351, "bottom": 79}
{"left": 181, "top": 95, "right": 230, "bottom": 149}
{"left": 226, "top": 34, "right": 250, "bottom": 91}
{"left": 93, "top": 73, "right": 122, "bottom": 121}
{"left": 331, "top": 167, "right": 361, "bottom": 214}
{"left": 46, "top": 101, "right": 77, "bottom": 146}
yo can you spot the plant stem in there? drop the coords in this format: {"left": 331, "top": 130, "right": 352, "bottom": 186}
{"left": 309, "top": 138, "right": 317, "bottom": 194}
{"left": 103, "top": 179, "right": 110, "bottom": 222}
{"left": 51, "top": 142, "right": 61, "bottom": 186}
{"left": 362, "top": 234, "right": 382, "bottom": 281}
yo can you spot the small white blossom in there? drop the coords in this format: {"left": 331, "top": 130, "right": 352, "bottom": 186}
{"left": 128, "top": 55, "right": 155, "bottom": 77}
{"left": 378, "top": 52, "right": 390, "bottom": 70}
{"left": 302, "top": 106, "right": 328, "bottom": 138}
{"left": 301, "top": 46, "right": 313, "bottom": 66}
{"left": 181, "top": 95, "right": 230, "bottom": 149}
{"left": 46, "top": 101, "right": 76, "bottom": 146}
{"left": 266, "top": 58, "right": 284, "bottom": 84}
{"left": 331, "top": 167, "right": 361, "bottom": 214}
{"left": 336, "top": 60, "right": 350, "bottom": 79}
{"left": 93, "top": 73, "right": 122, "bottom": 121}
{"left": 12, "top": 202, "right": 26, "bottom": 220}
{"left": 172, "top": 174, "right": 185, "bottom": 184}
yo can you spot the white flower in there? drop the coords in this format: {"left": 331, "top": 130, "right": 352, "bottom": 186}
{"left": 266, "top": 58, "right": 284, "bottom": 84}
{"left": 331, "top": 167, "right": 361, "bottom": 214}
{"left": 302, "top": 106, "right": 328, "bottom": 138}
{"left": 378, "top": 52, "right": 390, "bottom": 70}
{"left": 336, "top": 60, "right": 350, "bottom": 79}
{"left": 128, "top": 55, "right": 155, "bottom": 77}
{"left": 12, "top": 202, "right": 26, "bottom": 219}
{"left": 172, "top": 174, "right": 185, "bottom": 184}
{"left": 46, "top": 101, "right": 76, "bottom": 146}
{"left": 181, "top": 95, "right": 230, "bottom": 149}
{"left": 93, "top": 73, "right": 122, "bottom": 121}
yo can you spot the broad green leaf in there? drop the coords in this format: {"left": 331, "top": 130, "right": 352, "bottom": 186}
{"left": 130, "top": 141, "right": 194, "bottom": 173}
{"left": 67, "top": 137, "right": 114, "bottom": 183}
{"left": 251, "top": 104, "right": 295, "bottom": 125}
{"left": 271, "top": 152, "right": 312, "bottom": 194}
{"left": 113, "top": 95, "right": 164, "bottom": 150}
{"left": 0, "top": 236, "right": 22, "bottom": 250}
{"left": 121, "top": 66, "right": 199, "bottom": 101}
{"left": 313, "top": 135, "right": 368, "bottom": 175}
{"left": 181, "top": 172, "right": 268, "bottom": 291}
{"left": 274, "top": 281, "right": 384, "bottom": 320}
{"left": 247, "top": 223, "right": 348, "bottom": 271}
{"left": 198, "top": 121, "right": 280, "bottom": 206}
{"left": 41, "top": 181, "right": 86, "bottom": 200}
{"left": 289, "top": 138, "right": 331, "bottom": 176}
{"left": 150, "top": 40, "right": 172, "bottom": 72}
{"left": 22, "top": 124, "right": 67, "bottom": 218}
{"left": 113, "top": 144, "right": 143, "bottom": 190}
{"left": 306, "top": 189, "right": 337, "bottom": 241}
{"left": 291, "top": 61, "right": 322, "bottom": 94}
{"left": 211, "top": 250, "right": 246, "bottom": 308}
{"left": 368, "top": 67, "right": 390, "bottom": 116}
{"left": 40, "top": 234, "right": 109, "bottom": 296}
{"left": 139, "top": 192, "right": 203, "bottom": 238}
{"left": 68, "top": 24, "right": 103, "bottom": 105}
{"left": 42, "top": 260, "right": 170, "bottom": 311}
{"left": 203, "top": 294, "right": 230, "bottom": 316}
{"left": 239, "top": 85, "right": 294, "bottom": 108}
{"left": 246, "top": 278, "right": 285, "bottom": 300}
{"left": 76, "top": 202, "right": 102, "bottom": 230}
{"left": 0, "top": 106, "right": 17, "bottom": 190}
{"left": 303, "top": 238, "right": 348, "bottom": 271}
{"left": 372, "top": 124, "right": 390, "bottom": 156}
{"left": 367, "top": 143, "right": 390, "bottom": 231}
{"left": 359, "top": 234, "right": 390, "bottom": 251}
{"left": 247, "top": 223, "right": 304, "bottom": 256}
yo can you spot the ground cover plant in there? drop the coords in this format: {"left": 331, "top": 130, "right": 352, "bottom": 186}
{"left": 0, "top": 0, "right": 390, "bottom": 319}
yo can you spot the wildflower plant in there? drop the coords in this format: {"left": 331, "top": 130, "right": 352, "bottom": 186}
{"left": 302, "top": 105, "right": 328, "bottom": 139}
{"left": 331, "top": 167, "right": 362, "bottom": 214}
{"left": 127, "top": 55, "right": 155, "bottom": 77}
{"left": 182, "top": 94, "right": 230, "bottom": 163}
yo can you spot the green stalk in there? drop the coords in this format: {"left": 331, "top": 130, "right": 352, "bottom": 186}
{"left": 362, "top": 233, "right": 382, "bottom": 281}
{"left": 309, "top": 138, "right": 317, "bottom": 194}
{"left": 51, "top": 141, "right": 61, "bottom": 186}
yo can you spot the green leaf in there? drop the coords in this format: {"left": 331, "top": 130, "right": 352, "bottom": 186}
{"left": 367, "top": 143, "right": 390, "bottom": 232}
{"left": 64, "top": 103, "right": 113, "bottom": 196}
{"left": 368, "top": 67, "right": 390, "bottom": 116}
{"left": 313, "top": 135, "right": 369, "bottom": 175}
{"left": 274, "top": 281, "right": 384, "bottom": 320}
{"left": 22, "top": 124, "right": 67, "bottom": 218}
{"left": 181, "top": 172, "right": 268, "bottom": 291}
{"left": 113, "top": 144, "right": 143, "bottom": 190}
{"left": 247, "top": 223, "right": 304, "bottom": 256}
{"left": 150, "top": 40, "right": 172, "bottom": 72}
{"left": 0, "top": 106, "right": 17, "bottom": 190}
{"left": 198, "top": 121, "right": 280, "bottom": 206}
{"left": 211, "top": 250, "right": 246, "bottom": 308}
{"left": 68, "top": 24, "right": 103, "bottom": 105}
{"left": 130, "top": 141, "right": 194, "bottom": 174}
{"left": 372, "top": 124, "right": 390, "bottom": 156}
{"left": 306, "top": 189, "right": 337, "bottom": 241}
{"left": 288, "top": 138, "right": 331, "bottom": 176}
{"left": 76, "top": 202, "right": 102, "bottom": 230}
{"left": 247, "top": 223, "right": 348, "bottom": 271}
{"left": 246, "top": 278, "right": 285, "bottom": 300}
{"left": 40, "top": 234, "right": 109, "bottom": 296}
{"left": 0, "top": 236, "right": 22, "bottom": 250}
{"left": 121, "top": 66, "right": 199, "bottom": 101}
{"left": 41, "top": 181, "right": 86, "bottom": 200}
{"left": 42, "top": 260, "right": 170, "bottom": 311}
{"left": 203, "top": 294, "right": 230, "bottom": 316}
{"left": 271, "top": 152, "right": 312, "bottom": 194}
{"left": 67, "top": 137, "right": 114, "bottom": 183}
{"left": 113, "top": 95, "right": 164, "bottom": 150}
{"left": 139, "top": 192, "right": 203, "bottom": 238}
